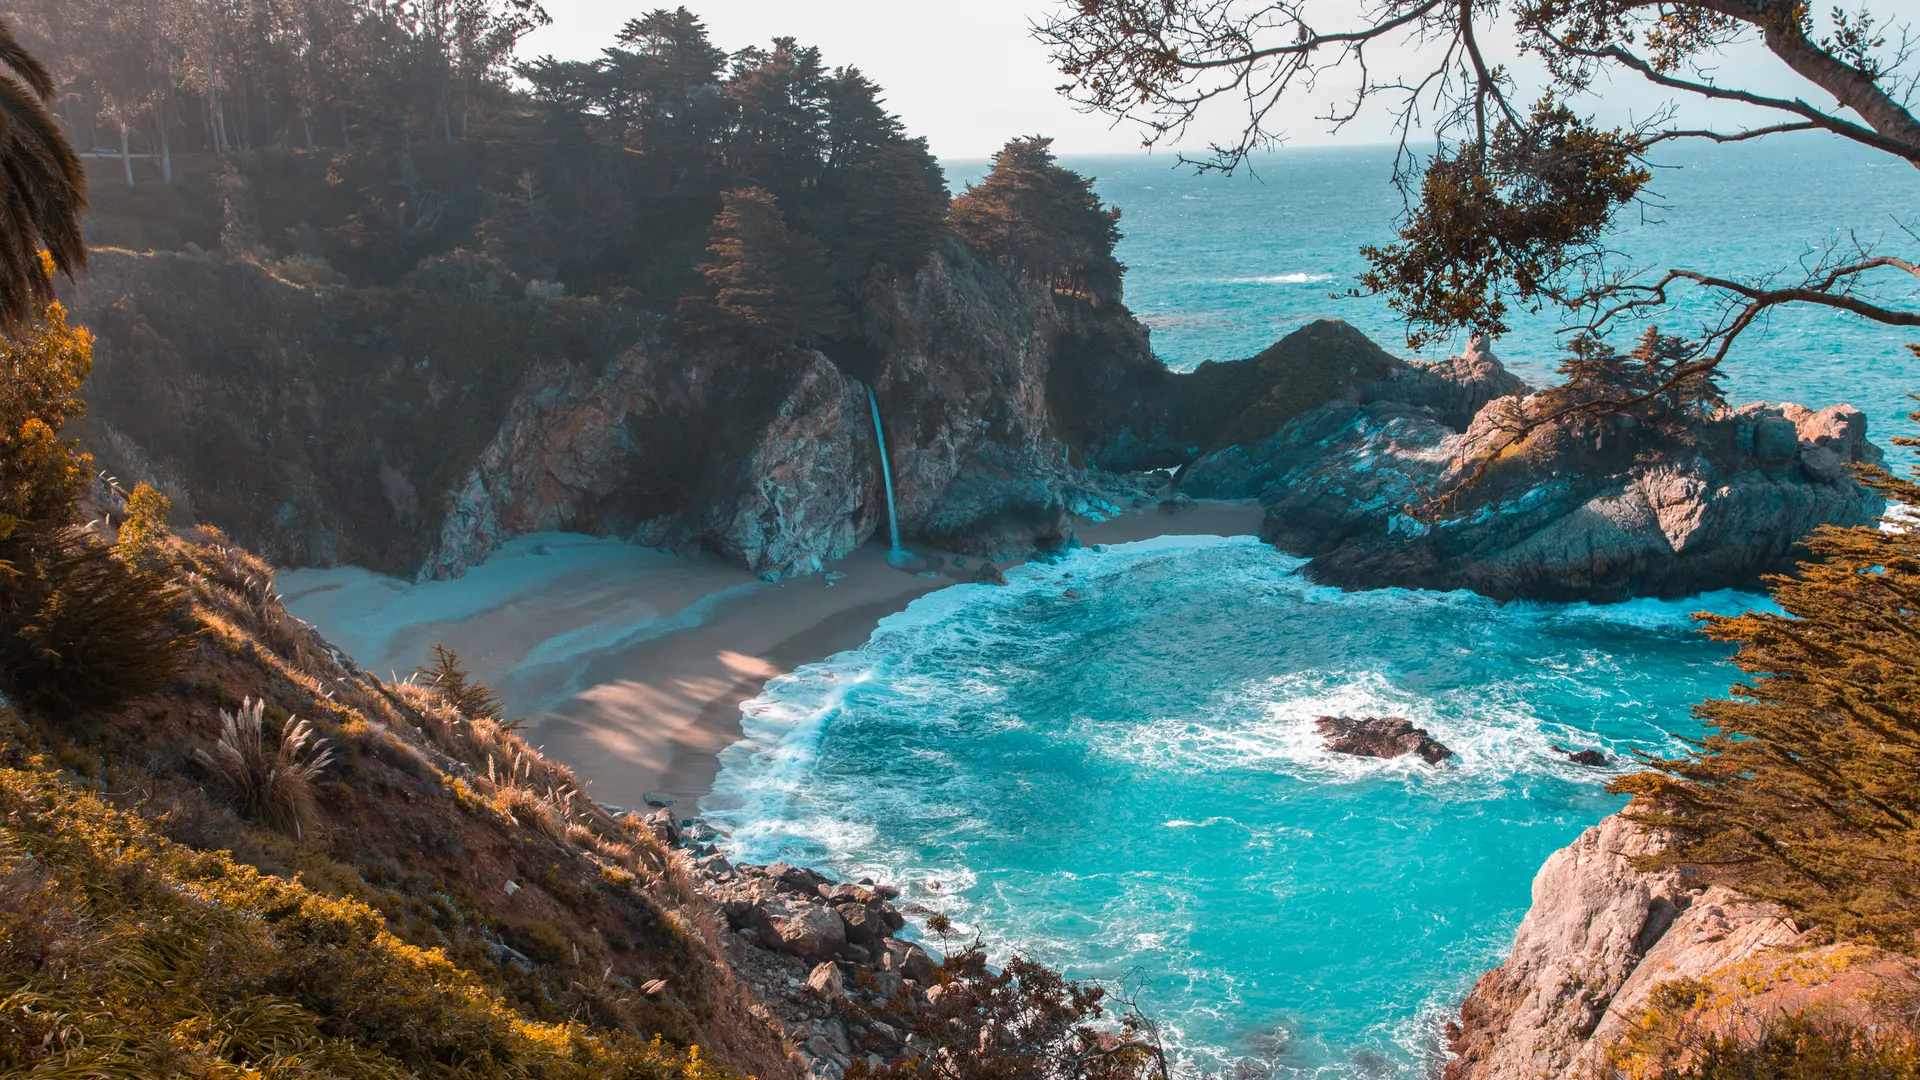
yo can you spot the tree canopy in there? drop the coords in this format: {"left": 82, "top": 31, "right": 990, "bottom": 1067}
{"left": 680, "top": 186, "right": 842, "bottom": 346}
{"left": 950, "top": 136, "right": 1124, "bottom": 304}
{"left": 1039, "top": 0, "right": 1920, "bottom": 377}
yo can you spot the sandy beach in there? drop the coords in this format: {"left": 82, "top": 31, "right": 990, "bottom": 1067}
{"left": 280, "top": 500, "right": 1264, "bottom": 813}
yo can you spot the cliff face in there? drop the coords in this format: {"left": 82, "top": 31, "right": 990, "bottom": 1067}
{"left": 68, "top": 237, "right": 1171, "bottom": 581}
{"left": 1444, "top": 815, "right": 1920, "bottom": 1080}
{"left": 67, "top": 241, "right": 1889, "bottom": 598}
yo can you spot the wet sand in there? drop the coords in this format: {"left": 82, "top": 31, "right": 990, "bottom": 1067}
{"left": 280, "top": 500, "right": 1265, "bottom": 814}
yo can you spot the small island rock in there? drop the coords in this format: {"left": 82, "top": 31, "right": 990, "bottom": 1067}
{"left": 1316, "top": 716, "right": 1453, "bottom": 765}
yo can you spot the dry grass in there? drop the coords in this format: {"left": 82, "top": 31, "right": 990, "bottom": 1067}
{"left": 192, "top": 697, "right": 335, "bottom": 840}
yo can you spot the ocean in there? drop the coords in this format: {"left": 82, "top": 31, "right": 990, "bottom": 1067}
{"left": 966, "top": 133, "right": 1920, "bottom": 443}
{"left": 708, "top": 135, "right": 1912, "bottom": 1079}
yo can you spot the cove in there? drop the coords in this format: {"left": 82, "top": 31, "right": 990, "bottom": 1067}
{"left": 703, "top": 536, "right": 1762, "bottom": 1079}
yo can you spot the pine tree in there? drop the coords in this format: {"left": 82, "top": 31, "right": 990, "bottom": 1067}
{"left": 1625, "top": 325, "right": 1725, "bottom": 419}
{"left": 414, "top": 641, "right": 504, "bottom": 721}
{"left": 680, "top": 186, "right": 842, "bottom": 346}
{"left": 1613, "top": 401, "right": 1920, "bottom": 948}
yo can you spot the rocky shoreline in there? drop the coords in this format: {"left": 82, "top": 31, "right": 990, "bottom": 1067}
{"left": 644, "top": 809, "right": 947, "bottom": 1080}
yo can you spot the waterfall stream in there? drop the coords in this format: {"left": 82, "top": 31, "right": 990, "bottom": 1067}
{"left": 864, "top": 384, "right": 906, "bottom": 558}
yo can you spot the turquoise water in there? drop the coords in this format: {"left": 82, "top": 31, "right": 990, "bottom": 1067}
{"left": 706, "top": 137, "right": 1904, "bottom": 1078}
{"left": 960, "top": 133, "right": 1920, "bottom": 443}
{"left": 707, "top": 539, "right": 1764, "bottom": 1078}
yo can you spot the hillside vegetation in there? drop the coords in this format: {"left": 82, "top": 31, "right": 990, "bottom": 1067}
{"left": 0, "top": 296, "right": 795, "bottom": 1077}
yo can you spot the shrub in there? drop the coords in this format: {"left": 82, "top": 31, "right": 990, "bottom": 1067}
{"left": 0, "top": 525, "right": 188, "bottom": 714}
{"left": 115, "top": 481, "right": 173, "bottom": 568}
{"left": 0, "top": 743, "right": 745, "bottom": 1080}
{"left": 0, "top": 298, "right": 188, "bottom": 715}
{"left": 1617, "top": 1012, "right": 1920, "bottom": 1080}
{"left": 415, "top": 642, "right": 507, "bottom": 723}
{"left": 192, "top": 697, "right": 335, "bottom": 839}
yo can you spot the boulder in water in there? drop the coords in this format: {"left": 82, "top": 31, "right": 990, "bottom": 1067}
{"left": 973, "top": 561, "right": 1007, "bottom": 586}
{"left": 1316, "top": 716, "right": 1453, "bottom": 765}
{"left": 1552, "top": 744, "right": 1610, "bottom": 767}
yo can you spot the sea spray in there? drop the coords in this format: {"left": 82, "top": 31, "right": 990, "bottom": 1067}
{"left": 864, "top": 383, "right": 908, "bottom": 563}
{"left": 705, "top": 536, "right": 1759, "bottom": 1079}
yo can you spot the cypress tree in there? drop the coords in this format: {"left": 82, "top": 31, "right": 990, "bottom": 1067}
{"left": 1614, "top": 404, "right": 1920, "bottom": 948}
{"left": 950, "top": 136, "right": 1123, "bottom": 304}
{"left": 680, "top": 186, "right": 842, "bottom": 346}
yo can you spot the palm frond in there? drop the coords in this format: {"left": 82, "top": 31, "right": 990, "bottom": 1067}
{"left": 0, "top": 18, "right": 83, "bottom": 330}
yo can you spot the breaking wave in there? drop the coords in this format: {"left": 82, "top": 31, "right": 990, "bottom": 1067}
{"left": 704, "top": 537, "right": 1754, "bottom": 1079}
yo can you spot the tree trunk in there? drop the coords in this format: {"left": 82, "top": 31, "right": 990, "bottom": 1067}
{"left": 119, "top": 122, "right": 133, "bottom": 185}
{"left": 303, "top": 111, "right": 314, "bottom": 153}
{"left": 154, "top": 87, "right": 172, "bottom": 184}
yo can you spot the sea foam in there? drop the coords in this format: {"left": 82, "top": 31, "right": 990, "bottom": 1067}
{"left": 704, "top": 537, "right": 1756, "bottom": 1079}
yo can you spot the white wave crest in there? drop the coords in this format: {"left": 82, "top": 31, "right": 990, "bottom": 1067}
{"left": 1228, "top": 272, "right": 1335, "bottom": 285}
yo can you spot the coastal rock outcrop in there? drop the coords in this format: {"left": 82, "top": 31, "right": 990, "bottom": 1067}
{"left": 1315, "top": 715, "right": 1452, "bottom": 765}
{"left": 71, "top": 241, "right": 1172, "bottom": 580}
{"left": 1236, "top": 343, "right": 1884, "bottom": 600}
{"left": 1442, "top": 813, "right": 1920, "bottom": 1079}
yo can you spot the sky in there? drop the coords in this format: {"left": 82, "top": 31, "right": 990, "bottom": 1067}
{"left": 518, "top": 0, "right": 1906, "bottom": 163}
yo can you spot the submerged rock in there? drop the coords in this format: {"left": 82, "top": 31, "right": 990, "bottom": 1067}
{"left": 1550, "top": 744, "right": 1609, "bottom": 767}
{"left": 1315, "top": 716, "right": 1453, "bottom": 765}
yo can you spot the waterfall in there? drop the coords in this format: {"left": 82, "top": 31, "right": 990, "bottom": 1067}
{"left": 864, "top": 384, "right": 905, "bottom": 557}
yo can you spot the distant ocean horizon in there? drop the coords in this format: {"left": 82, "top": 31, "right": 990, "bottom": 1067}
{"left": 954, "top": 132, "right": 1920, "bottom": 445}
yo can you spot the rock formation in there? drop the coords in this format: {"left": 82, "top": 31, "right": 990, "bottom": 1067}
{"left": 68, "top": 245, "right": 1888, "bottom": 599}
{"left": 660, "top": 818, "right": 951, "bottom": 1080}
{"left": 1442, "top": 814, "right": 1920, "bottom": 1079}
{"left": 69, "top": 241, "right": 1177, "bottom": 581}
{"left": 1195, "top": 339, "right": 1885, "bottom": 600}
{"left": 1315, "top": 715, "right": 1453, "bottom": 765}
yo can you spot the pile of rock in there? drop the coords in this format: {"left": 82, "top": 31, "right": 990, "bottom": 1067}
{"left": 1316, "top": 715, "right": 1453, "bottom": 765}
{"left": 649, "top": 812, "right": 945, "bottom": 1080}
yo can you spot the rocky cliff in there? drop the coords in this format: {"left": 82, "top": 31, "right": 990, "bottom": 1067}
{"left": 66, "top": 240, "right": 1888, "bottom": 598}
{"left": 1443, "top": 814, "right": 1920, "bottom": 1079}
{"left": 1177, "top": 340, "right": 1886, "bottom": 600}
{"left": 66, "top": 237, "right": 1181, "bottom": 580}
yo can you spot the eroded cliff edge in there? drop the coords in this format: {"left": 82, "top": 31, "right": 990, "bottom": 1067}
{"left": 1443, "top": 814, "right": 1920, "bottom": 1080}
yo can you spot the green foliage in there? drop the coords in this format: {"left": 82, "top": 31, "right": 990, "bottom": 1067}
{"left": 115, "top": 481, "right": 171, "bottom": 567}
{"left": 0, "top": 739, "right": 745, "bottom": 1080}
{"left": 0, "top": 301, "right": 186, "bottom": 715}
{"left": 1358, "top": 100, "right": 1648, "bottom": 349}
{"left": 1545, "top": 326, "right": 1726, "bottom": 428}
{"left": 0, "top": 299, "right": 91, "bottom": 536}
{"left": 0, "top": 524, "right": 188, "bottom": 714}
{"left": 1631, "top": 1014, "right": 1920, "bottom": 1079}
{"left": 0, "top": 23, "right": 85, "bottom": 331}
{"left": 415, "top": 642, "right": 505, "bottom": 723}
{"left": 681, "top": 187, "right": 843, "bottom": 346}
{"left": 951, "top": 137, "right": 1124, "bottom": 304}
{"left": 1613, "top": 406, "right": 1920, "bottom": 948}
